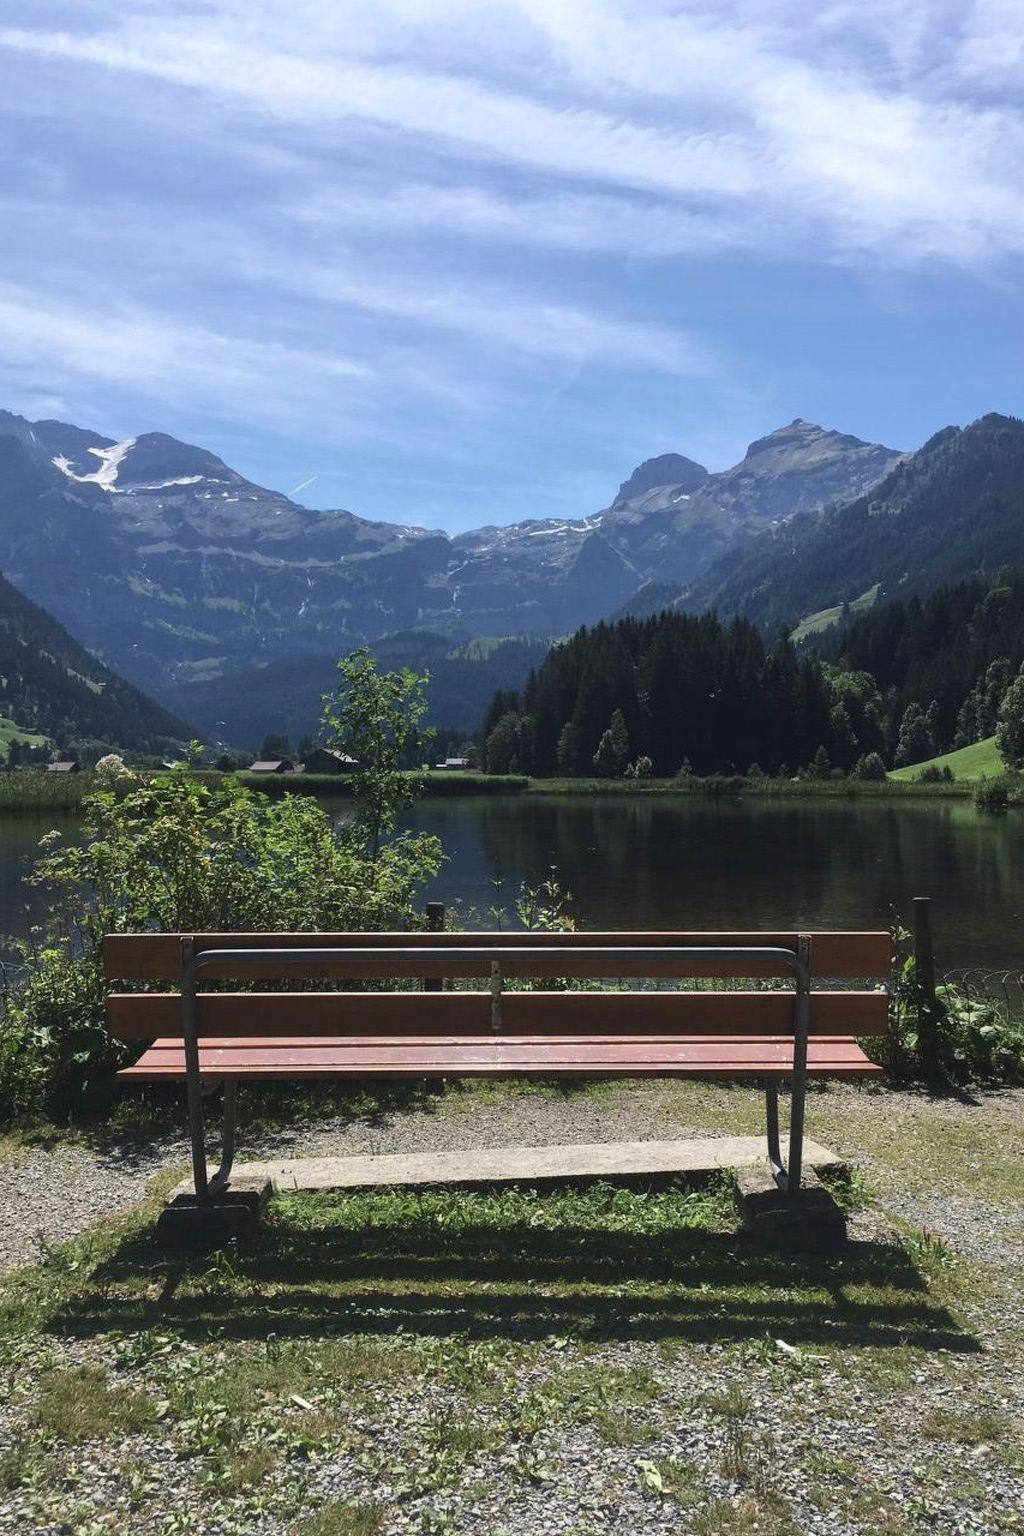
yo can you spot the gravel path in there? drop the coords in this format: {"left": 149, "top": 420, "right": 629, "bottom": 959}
{"left": 2, "top": 1084, "right": 1024, "bottom": 1536}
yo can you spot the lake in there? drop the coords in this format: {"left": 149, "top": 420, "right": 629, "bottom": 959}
{"left": 1, "top": 795, "right": 1021, "bottom": 975}
{"left": 403, "top": 794, "right": 1024, "bottom": 975}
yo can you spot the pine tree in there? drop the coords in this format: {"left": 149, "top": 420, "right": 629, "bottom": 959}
{"left": 556, "top": 720, "right": 578, "bottom": 774}
{"left": 894, "top": 703, "right": 934, "bottom": 768}
{"left": 592, "top": 709, "right": 630, "bottom": 777}
{"left": 811, "top": 745, "right": 831, "bottom": 779}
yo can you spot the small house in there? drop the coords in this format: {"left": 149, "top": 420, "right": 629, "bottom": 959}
{"left": 247, "top": 759, "right": 295, "bottom": 774}
{"left": 47, "top": 760, "right": 80, "bottom": 774}
{"left": 300, "top": 747, "right": 359, "bottom": 774}
{"left": 434, "top": 757, "right": 470, "bottom": 770}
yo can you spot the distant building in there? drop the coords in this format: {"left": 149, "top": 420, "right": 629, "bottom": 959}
{"left": 434, "top": 757, "right": 470, "bottom": 770}
{"left": 247, "top": 759, "right": 295, "bottom": 774}
{"left": 47, "top": 760, "right": 80, "bottom": 774}
{"left": 300, "top": 747, "right": 360, "bottom": 775}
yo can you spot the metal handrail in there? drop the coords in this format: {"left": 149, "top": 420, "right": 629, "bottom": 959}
{"left": 179, "top": 938, "right": 811, "bottom": 1203}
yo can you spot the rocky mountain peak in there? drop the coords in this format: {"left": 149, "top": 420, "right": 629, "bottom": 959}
{"left": 615, "top": 451, "right": 708, "bottom": 505}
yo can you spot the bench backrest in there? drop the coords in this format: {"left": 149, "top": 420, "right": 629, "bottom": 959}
{"left": 103, "top": 930, "right": 891, "bottom": 1041}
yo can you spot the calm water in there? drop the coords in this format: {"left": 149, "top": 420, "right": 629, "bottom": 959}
{"left": 1, "top": 797, "right": 1021, "bottom": 974}
{"left": 402, "top": 795, "right": 1024, "bottom": 973}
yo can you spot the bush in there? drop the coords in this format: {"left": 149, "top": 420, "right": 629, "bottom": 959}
{"left": 888, "top": 953, "right": 1024, "bottom": 1083}
{"left": 0, "top": 770, "right": 441, "bottom": 1117}
{"left": 975, "top": 778, "right": 1010, "bottom": 813}
{"left": 852, "top": 752, "right": 887, "bottom": 781}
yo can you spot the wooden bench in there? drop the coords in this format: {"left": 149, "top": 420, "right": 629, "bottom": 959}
{"left": 103, "top": 929, "right": 890, "bottom": 1205}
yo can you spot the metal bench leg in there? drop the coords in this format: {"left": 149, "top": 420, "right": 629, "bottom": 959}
{"left": 766, "top": 1082, "right": 784, "bottom": 1186}
{"left": 182, "top": 935, "right": 210, "bottom": 1203}
{"left": 208, "top": 1080, "right": 237, "bottom": 1197}
{"left": 765, "top": 936, "right": 810, "bottom": 1196}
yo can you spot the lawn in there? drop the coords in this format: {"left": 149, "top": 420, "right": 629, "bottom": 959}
{"left": 1, "top": 1081, "right": 1022, "bottom": 1535}
{"left": 890, "top": 735, "right": 1005, "bottom": 782}
{"left": 0, "top": 714, "right": 49, "bottom": 761}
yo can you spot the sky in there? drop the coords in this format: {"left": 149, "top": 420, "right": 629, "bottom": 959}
{"left": 0, "top": 2, "right": 1022, "bottom": 533}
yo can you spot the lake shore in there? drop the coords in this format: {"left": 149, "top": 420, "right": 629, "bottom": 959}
{"left": 0, "top": 766, "right": 1016, "bottom": 813}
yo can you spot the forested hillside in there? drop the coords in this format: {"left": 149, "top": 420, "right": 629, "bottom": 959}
{"left": 0, "top": 568, "right": 189, "bottom": 756}
{"left": 481, "top": 613, "right": 855, "bottom": 777}
{"left": 166, "top": 633, "right": 550, "bottom": 748}
{"left": 484, "top": 569, "right": 1024, "bottom": 778}
{"left": 824, "top": 568, "right": 1024, "bottom": 758}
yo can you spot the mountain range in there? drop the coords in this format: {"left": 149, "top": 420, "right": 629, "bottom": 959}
{"left": 0, "top": 410, "right": 901, "bottom": 710}
{"left": 0, "top": 404, "right": 1021, "bottom": 749}
{"left": 0, "top": 566, "right": 187, "bottom": 756}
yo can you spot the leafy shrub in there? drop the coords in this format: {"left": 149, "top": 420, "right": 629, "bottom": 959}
{"left": 887, "top": 953, "right": 1024, "bottom": 1083}
{"left": 975, "top": 777, "right": 1010, "bottom": 813}
{"left": 0, "top": 770, "right": 441, "bottom": 1117}
{"left": 852, "top": 752, "right": 887, "bottom": 781}
{"left": 935, "top": 985, "right": 1024, "bottom": 1082}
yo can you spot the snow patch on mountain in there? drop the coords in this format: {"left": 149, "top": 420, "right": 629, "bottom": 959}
{"left": 52, "top": 437, "right": 136, "bottom": 491}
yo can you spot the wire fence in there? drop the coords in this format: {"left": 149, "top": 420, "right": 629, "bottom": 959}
{"left": 937, "top": 966, "right": 1024, "bottom": 1008}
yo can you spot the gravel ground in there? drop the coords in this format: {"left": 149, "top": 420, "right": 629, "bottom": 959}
{"left": 2, "top": 1084, "right": 1023, "bottom": 1536}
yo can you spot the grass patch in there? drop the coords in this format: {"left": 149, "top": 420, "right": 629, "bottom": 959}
{"left": 693, "top": 1493, "right": 799, "bottom": 1535}
{"left": 890, "top": 734, "right": 1006, "bottom": 782}
{"left": 290, "top": 1502, "right": 385, "bottom": 1536}
{"left": 31, "top": 1362, "right": 156, "bottom": 1442}
{"left": 923, "top": 1405, "right": 1008, "bottom": 1445}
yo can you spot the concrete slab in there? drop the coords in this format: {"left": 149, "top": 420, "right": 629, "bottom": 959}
{"left": 170, "top": 1137, "right": 843, "bottom": 1199}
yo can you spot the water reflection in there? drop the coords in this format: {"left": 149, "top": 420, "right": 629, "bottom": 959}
{"left": 400, "top": 796, "right": 1024, "bottom": 971}
{"left": 0, "top": 797, "right": 1017, "bottom": 974}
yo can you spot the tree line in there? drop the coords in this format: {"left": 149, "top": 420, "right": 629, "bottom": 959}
{"left": 479, "top": 580, "right": 1024, "bottom": 779}
{"left": 481, "top": 612, "right": 875, "bottom": 778}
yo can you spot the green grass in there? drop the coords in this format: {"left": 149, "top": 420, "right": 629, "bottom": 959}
{"left": 790, "top": 583, "right": 880, "bottom": 644}
{"left": 0, "top": 715, "right": 50, "bottom": 762}
{"left": 890, "top": 734, "right": 1006, "bottom": 782}
{"left": 0, "top": 1099, "right": 1012, "bottom": 1536}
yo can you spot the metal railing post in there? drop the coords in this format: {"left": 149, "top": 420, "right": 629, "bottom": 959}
{"left": 181, "top": 935, "right": 209, "bottom": 1203}
{"left": 424, "top": 902, "right": 445, "bottom": 992}
{"left": 785, "top": 935, "right": 811, "bottom": 1195}
{"left": 913, "top": 896, "right": 940, "bottom": 1081}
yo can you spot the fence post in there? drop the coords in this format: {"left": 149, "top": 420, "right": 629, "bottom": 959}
{"left": 425, "top": 901, "right": 445, "bottom": 992}
{"left": 912, "top": 896, "right": 940, "bottom": 1080}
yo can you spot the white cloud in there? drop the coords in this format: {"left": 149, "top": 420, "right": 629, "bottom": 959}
{"left": 0, "top": 285, "right": 370, "bottom": 431}
{"left": 293, "top": 183, "right": 751, "bottom": 258}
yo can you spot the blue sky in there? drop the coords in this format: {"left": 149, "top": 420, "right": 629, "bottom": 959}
{"left": 0, "top": 1, "right": 1022, "bottom": 533}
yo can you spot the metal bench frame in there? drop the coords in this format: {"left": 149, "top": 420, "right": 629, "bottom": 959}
{"left": 180, "top": 936, "right": 812, "bottom": 1204}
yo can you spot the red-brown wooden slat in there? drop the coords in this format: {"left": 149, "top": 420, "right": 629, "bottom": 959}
{"left": 102, "top": 930, "right": 891, "bottom": 981}
{"left": 106, "top": 989, "right": 888, "bottom": 1040}
{"left": 119, "top": 1034, "right": 881, "bottom": 1080}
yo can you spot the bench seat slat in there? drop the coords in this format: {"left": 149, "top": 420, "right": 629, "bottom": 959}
{"left": 103, "top": 930, "right": 892, "bottom": 981}
{"left": 119, "top": 1034, "right": 881, "bottom": 1080}
{"left": 106, "top": 989, "right": 888, "bottom": 1040}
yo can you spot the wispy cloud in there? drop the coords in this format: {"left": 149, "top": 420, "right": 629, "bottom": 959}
{"left": 4, "top": 3, "right": 1021, "bottom": 266}
{"left": 0, "top": 284, "right": 370, "bottom": 432}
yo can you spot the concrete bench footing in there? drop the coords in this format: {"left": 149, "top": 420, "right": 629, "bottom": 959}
{"left": 734, "top": 1166, "right": 847, "bottom": 1251}
{"left": 156, "top": 1175, "right": 272, "bottom": 1250}
{"left": 169, "top": 1136, "right": 844, "bottom": 1201}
